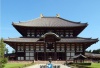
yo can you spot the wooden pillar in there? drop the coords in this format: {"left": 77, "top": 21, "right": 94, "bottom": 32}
{"left": 34, "top": 29, "right": 36, "bottom": 37}
{"left": 83, "top": 43, "right": 86, "bottom": 55}
{"left": 65, "top": 43, "right": 66, "bottom": 60}
{"left": 54, "top": 42, "right": 57, "bottom": 60}
{"left": 32, "top": 43, "right": 35, "bottom": 61}
{"left": 23, "top": 43, "right": 25, "bottom": 60}
{"left": 44, "top": 43, "right": 46, "bottom": 61}
{"left": 75, "top": 43, "right": 77, "bottom": 55}
{"left": 14, "top": 43, "right": 17, "bottom": 60}
{"left": 34, "top": 43, "right": 36, "bottom": 61}
{"left": 14, "top": 43, "right": 18, "bottom": 60}
{"left": 54, "top": 52, "right": 57, "bottom": 61}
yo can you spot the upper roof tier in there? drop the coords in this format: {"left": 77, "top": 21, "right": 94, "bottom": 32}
{"left": 12, "top": 15, "right": 87, "bottom": 27}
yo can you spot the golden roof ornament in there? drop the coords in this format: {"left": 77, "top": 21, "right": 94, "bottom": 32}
{"left": 40, "top": 14, "right": 44, "bottom": 17}
{"left": 56, "top": 14, "right": 60, "bottom": 17}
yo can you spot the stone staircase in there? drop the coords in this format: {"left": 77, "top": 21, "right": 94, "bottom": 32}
{"left": 34, "top": 61, "right": 66, "bottom": 64}
{"left": 25, "top": 64, "right": 71, "bottom": 68}
{"left": 39, "top": 64, "right": 71, "bottom": 68}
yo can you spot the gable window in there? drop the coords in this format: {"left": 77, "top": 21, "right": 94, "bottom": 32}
{"left": 40, "top": 46, "right": 44, "bottom": 51}
{"left": 65, "top": 31, "right": 69, "bottom": 37}
{"left": 37, "top": 34, "right": 40, "bottom": 37}
{"left": 61, "top": 46, "right": 64, "bottom": 51}
{"left": 76, "top": 45, "right": 79, "bottom": 51}
{"left": 69, "top": 30, "right": 73, "bottom": 37}
{"left": 26, "top": 46, "right": 29, "bottom": 51}
{"left": 36, "top": 46, "right": 39, "bottom": 51}
{"left": 71, "top": 44, "right": 75, "bottom": 51}
{"left": 27, "top": 30, "right": 30, "bottom": 37}
{"left": 31, "top": 30, "right": 35, "bottom": 37}
{"left": 80, "top": 44, "right": 83, "bottom": 51}
{"left": 57, "top": 46, "right": 60, "bottom": 50}
{"left": 18, "top": 46, "right": 20, "bottom": 51}
{"left": 21, "top": 46, "right": 24, "bottom": 51}
{"left": 67, "top": 45, "right": 70, "bottom": 51}
{"left": 30, "top": 46, "right": 34, "bottom": 51}
{"left": 36, "top": 32, "right": 40, "bottom": 37}
{"left": 59, "top": 30, "right": 64, "bottom": 37}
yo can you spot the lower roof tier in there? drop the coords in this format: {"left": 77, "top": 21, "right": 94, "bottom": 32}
{"left": 4, "top": 37, "right": 98, "bottom": 43}
{"left": 4, "top": 37, "right": 98, "bottom": 50}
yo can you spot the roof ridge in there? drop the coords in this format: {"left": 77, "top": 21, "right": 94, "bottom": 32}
{"left": 42, "top": 16, "right": 57, "bottom": 18}
{"left": 12, "top": 17, "right": 40, "bottom": 24}
{"left": 58, "top": 17, "right": 87, "bottom": 24}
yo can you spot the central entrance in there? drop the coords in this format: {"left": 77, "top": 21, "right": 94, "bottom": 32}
{"left": 46, "top": 52, "right": 55, "bottom": 60}
{"left": 34, "top": 32, "right": 61, "bottom": 61}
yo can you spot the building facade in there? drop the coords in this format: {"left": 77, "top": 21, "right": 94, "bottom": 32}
{"left": 4, "top": 15, "right": 98, "bottom": 61}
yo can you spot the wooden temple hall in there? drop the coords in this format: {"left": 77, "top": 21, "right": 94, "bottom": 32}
{"left": 4, "top": 14, "right": 98, "bottom": 61}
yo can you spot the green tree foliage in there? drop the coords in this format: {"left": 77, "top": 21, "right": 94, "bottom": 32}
{"left": 85, "top": 50, "right": 92, "bottom": 53}
{"left": 89, "top": 50, "right": 91, "bottom": 53}
{"left": 92, "top": 49, "right": 100, "bottom": 54}
{"left": 0, "top": 38, "right": 8, "bottom": 68}
{"left": 86, "top": 49, "right": 100, "bottom": 54}
{"left": 12, "top": 50, "right": 15, "bottom": 53}
{"left": 5, "top": 47, "right": 9, "bottom": 54}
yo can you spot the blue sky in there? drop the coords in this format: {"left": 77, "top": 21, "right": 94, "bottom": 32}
{"left": 1, "top": 0, "right": 100, "bottom": 53}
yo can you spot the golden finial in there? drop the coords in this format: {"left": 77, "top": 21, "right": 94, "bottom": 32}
{"left": 56, "top": 14, "right": 60, "bottom": 17}
{"left": 40, "top": 14, "right": 44, "bottom": 17}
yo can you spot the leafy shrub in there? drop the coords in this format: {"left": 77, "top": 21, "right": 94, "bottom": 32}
{"left": 1, "top": 58, "right": 8, "bottom": 64}
{"left": 67, "top": 63, "right": 91, "bottom": 66}
{"left": 0, "top": 58, "right": 8, "bottom": 68}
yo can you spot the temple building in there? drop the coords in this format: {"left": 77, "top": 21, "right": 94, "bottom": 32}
{"left": 4, "top": 14, "right": 98, "bottom": 61}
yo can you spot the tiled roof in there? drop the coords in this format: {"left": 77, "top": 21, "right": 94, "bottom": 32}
{"left": 57, "top": 37, "right": 98, "bottom": 43}
{"left": 85, "top": 53, "right": 100, "bottom": 58}
{"left": 4, "top": 37, "right": 98, "bottom": 43}
{"left": 72, "top": 54, "right": 87, "bottom": 59}
{"left": 4, "top": 38, "right": 39, "bottom": 42}
{"left": 12, "top": 17, "right": 87, "bottom": 27}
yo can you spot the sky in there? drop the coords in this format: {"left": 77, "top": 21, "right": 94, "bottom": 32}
{"left": 1, "top": 0, "right": 100, "bottom": 53}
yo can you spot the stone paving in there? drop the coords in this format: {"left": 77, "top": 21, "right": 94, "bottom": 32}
{"left": 25, "top": 64, "right": 71, "bottom": 68}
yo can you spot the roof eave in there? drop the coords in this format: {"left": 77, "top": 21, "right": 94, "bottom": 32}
{"left": 12, "top": 24, "right": 87, "bottom": 28}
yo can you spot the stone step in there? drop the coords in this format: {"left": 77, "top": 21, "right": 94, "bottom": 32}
{"left": 25, "top": 64, "right": 71, "bottom": 68}
{"left": 39, "top": 64, "right": 71, "bottom": 68}
{"left": 34, "top": 61, "right": 65, "bottom": 64}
